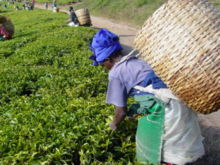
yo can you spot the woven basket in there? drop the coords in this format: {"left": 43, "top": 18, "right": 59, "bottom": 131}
{"left": 0, "top": 16, "right": 14, "bottom": 35}
{"left": 134, "top": 0, "right": 220, "bottom": 114}
{"left": 75, "top": 8, "right": 91, "bottom": 26}
{"left": 0, "top": 16, "right": 7, "bottom": 24}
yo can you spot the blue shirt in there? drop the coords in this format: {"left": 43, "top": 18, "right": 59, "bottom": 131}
{"left": 106, "top": 56, "right": 153, "bottom": 107}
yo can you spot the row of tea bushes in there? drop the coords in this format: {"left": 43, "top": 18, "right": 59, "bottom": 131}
{"left": 0, "top": 7, "right": 139, "bottom": 165}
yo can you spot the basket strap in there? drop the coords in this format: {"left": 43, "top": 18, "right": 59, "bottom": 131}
{"left": 134, "top": 85, "right": 179, "bottom": 103}
{"left": 126, "top": 48, "right": 140, "bottom": 58}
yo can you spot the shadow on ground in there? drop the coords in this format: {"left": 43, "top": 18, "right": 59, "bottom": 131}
{"left": 189, "top": 122, "right": 220, "bottom": 164}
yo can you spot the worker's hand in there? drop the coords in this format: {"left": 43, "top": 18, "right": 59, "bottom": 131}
{"left": 109, "top": 106, "right": 126, "bottom": 131}
{"left": 128, "top": 114, "right": 140, "bottom": 120}
{"left": 109, "top": 121, "right": 117, "bottom": 131}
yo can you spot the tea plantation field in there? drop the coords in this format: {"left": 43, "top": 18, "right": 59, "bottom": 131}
{"left": 34, "top": 0, "right": 220, "bottom": 26}
{"left": 0, "top": 6, "right": 138, "bottom": 165}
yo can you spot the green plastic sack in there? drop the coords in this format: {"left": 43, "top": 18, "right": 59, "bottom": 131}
{"left": 0, "top": 35, "right": 5, "bottom": 41}
{"left": 129, "top": 95, "right": 165, "bottom": 164}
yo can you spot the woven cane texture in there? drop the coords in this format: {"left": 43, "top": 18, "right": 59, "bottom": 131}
{"left": 3, "top": 20, "right": 14, "bottom": 35}
{"left": 134, "top": 0, "right": 220, "bottom": 114}
{"left": 75, "top": 8, "right": 91, "bottom": 26}
{"left": 0, "top": 16, "right": 7, "bottom": 24}
{"left": 0, "top": 16, "right": 14, "bottom": 35}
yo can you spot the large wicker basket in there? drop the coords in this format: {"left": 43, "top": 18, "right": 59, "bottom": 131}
{"left": 134, "top": 0, "right": 220, "bottom": 114}
{"left": 0, "top": 16, "right": 14, "bottom": 36}
{"left": 0, "top": 16, "right": 7, "bottom": 24}
{"left": 75, "top": 8, "right": 91, "bottom": 26}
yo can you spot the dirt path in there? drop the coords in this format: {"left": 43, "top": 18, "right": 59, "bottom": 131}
{"left": 34, "top": 3, "right": 220, "bottom": 163}
{"left": 90, "top": 15, "right": 137, "bottom": 48}
{"left": 34, "top": 3, "right": 137, "bottom": 49}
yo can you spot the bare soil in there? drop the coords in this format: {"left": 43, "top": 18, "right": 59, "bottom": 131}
{"left": 34, "top": 3, "right": 220, "bottom": 164}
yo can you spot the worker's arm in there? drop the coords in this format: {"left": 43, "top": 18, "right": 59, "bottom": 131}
{"left": 110, "top": 106, "right": 127, "bottom": 130}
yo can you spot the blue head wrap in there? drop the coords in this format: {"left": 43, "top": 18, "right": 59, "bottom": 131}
{"left": 89, "top": 28, "right": 123, "bottom": 66}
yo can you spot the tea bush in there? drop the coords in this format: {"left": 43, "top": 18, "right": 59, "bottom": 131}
{"left": 0, "top": 7, "right": 138, "bottom": 164}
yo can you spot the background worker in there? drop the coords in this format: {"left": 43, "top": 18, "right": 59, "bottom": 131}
{"left": 0, "top": 16, "right": 14, "bottom": 41}
{"left": 22, "top": 3, "right": 26, "bottom": 10}
{"left": 31, "top": 0, "right": 35, "bottom": 9}
{"left": 0, "top": 25, "right": 12, "bottom": 40}
{"left": 67, "top": 6, "right": 79, "bottom": 27}
{"left": 45, "top": 2, "right": 48, "bottom": 9}
{"left": 89, "top": 28, "right": 205, "bottom": 165}
{"left": 52, "top": 0, "right": 57, "bottom": 12}
{"left": 14, "top": 5, "right": 19, "bottom": 10}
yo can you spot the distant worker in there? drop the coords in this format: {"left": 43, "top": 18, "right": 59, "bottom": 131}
{"left": 22, "top": 3, "right": 26, "bottom": 10}
{"left": 29, "top": 4, "right": 34, "bottom": 10}
{"left": 52, "top": 0, "right": 57, "bottom": 11}
{"left": 14, "top": 5, "right": 19, "bottom": 10}
{"left": 45, "top": 2, "right": 48, "bottom": 9}
{"left": 25, "top": 2, "right": 29, "bottom": 10}
{"left": 68, "top": 6, "right": 79, "bottom": 27}
{"left": 32, "top": 0, "right": 35, "bottom": 9}
{"left": 0, "top": 16, "right": 14, "bottom": 41}
{"left": 0, "top": 26, "right": 12, "bottom": 41}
